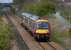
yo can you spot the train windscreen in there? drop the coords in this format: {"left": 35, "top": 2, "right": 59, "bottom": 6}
{"left": 37, "top": 22, "right": 48, "bottom": 29}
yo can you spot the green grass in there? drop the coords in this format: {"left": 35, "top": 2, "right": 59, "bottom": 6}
{"left": 0, "top": 19, "right": 15, "bottom": 50}
{"left": 52, "top": 29, "right": 71, "bottom": 50}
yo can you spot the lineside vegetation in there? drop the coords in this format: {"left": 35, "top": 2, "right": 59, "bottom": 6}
{"left": 0, "top": 18, "right": 15, "bottom": 50}
{"left": 23, "top": 0, "right": 57, "bottom": 16}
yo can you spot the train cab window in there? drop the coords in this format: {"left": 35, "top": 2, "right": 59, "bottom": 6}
{"left": 37, "top": 22, "right": 48, "bottom": 29}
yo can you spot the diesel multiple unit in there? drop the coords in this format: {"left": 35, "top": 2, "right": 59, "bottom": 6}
{"left": 21, "top": 13, "right": 51, "bottom": 41}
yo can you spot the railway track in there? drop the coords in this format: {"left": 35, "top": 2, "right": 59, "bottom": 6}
{"left": 14, "top": 16, "right": 65, "bottom": 50}
{"left": 5, "top": 14, "right": 65, "bottom": 50}
{"left": 13, "top": 16, "right": 57, "bottom": 50}
{"left": 38, "top": 42, "right": 56, "bottom": 50}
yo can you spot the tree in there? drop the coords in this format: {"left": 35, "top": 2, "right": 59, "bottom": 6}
{"left": 25, "top": 1, "right": 56, "bottom": 16}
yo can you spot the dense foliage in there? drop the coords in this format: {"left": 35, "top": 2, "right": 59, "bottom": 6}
{"left": 24, "top": 0, "right": 57, "bottom": 16}
{"left": 0, "top": 20, "right": 14, "bottom": 50}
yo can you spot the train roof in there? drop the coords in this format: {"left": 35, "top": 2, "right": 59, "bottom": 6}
{"left": 22, "top": 13, "right": 32, "bottom": 17}
{"left": 31, "top": 15, "right": 39, "bottom": 20}
{"left": 22, "top": 13, "right": 39, "bottom": 20}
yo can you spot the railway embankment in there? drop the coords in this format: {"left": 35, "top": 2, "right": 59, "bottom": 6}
{"left": 49, "top": 17, "right": 71, "bottom": 50}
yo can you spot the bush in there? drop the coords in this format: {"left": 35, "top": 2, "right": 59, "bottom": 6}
{"left": 0, "top": 21, "right": 14, "bottom": 50}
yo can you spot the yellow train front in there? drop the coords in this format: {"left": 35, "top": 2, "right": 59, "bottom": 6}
{"left": 32, "top": 19, "right": 51, "bottom": 41}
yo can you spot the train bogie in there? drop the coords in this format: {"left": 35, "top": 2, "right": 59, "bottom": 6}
{"left": 34, "top": 34, "right": 50, "bottom": 42}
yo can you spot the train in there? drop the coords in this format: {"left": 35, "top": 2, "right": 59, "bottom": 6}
{"left": 21, "top": 13, "right": 51, "bottom": 41}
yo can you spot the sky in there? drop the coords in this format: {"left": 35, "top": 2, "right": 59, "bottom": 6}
{"left": 0, "top": 0, "right": 13, "bottom": 3}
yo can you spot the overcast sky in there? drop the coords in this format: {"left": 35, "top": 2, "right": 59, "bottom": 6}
{"left": 0, "top": 0, "right": 13, "bottom": 3}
